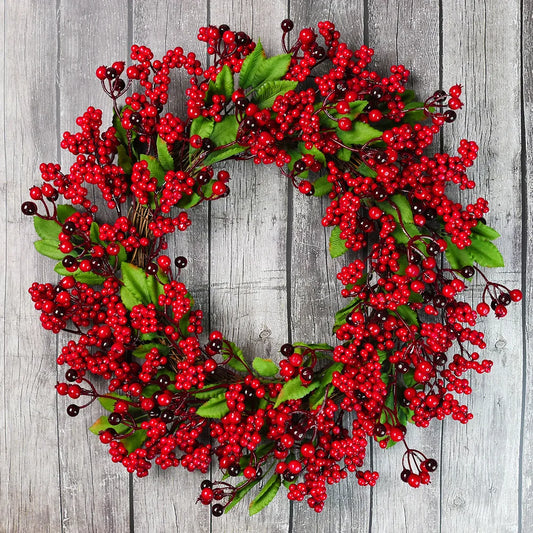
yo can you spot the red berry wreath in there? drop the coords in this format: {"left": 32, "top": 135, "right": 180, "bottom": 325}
{"left": 22, "top": 20, "right": 521, "bottom": 516}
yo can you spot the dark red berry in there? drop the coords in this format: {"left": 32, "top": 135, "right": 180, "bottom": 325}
{"left": 281, "top": 19, "right": 294, "bottom": 32}
{"left": 21, "top": 201, "right": 37, "bottom": 216}
{"left": 211, "top": 504, "right": 224, "bottom": 517}
{"left": 67, "top": 404, "right": 80, "bottom": 417}
{"left": 281, "top": 343, "right": 294, "bottom": 356}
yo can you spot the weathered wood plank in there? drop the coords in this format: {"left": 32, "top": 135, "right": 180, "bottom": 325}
{"left": 130, "top": 2, "right": 212, "bottom": 531}
{"left": 440, "top": 1, "right": 523, "bottom": 532}
{"left": 1, "top": 1, "right": 529, "bottom": 532}
{"left": 521, "top": 2, "right": 532, "bottom": 530}
{"left": 367, "top": 2, "right": 442, "bottom": 532}
{"left": 0, "top": 2, "right": 62, "bottom": 532}
{"left": 208, "top": 1, "right": 291, "bottom": 530}
{"left": 56, "top": 2, "right": 131, "bottom": 532}
{"left": 287, "top": 2, "right": 372, "bottom": 532}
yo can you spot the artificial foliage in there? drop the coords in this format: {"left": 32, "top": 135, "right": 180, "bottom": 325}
{"left": 22, "top": 20, "right": 521, "bottom": 516}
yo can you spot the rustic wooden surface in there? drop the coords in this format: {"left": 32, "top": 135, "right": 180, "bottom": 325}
{"left": 0, "top": 0, "right": 529, "bottom": 531}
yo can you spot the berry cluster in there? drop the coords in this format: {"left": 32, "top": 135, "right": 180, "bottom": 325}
{"left": 23, "top": 19, "right": 520, "bottom": 517}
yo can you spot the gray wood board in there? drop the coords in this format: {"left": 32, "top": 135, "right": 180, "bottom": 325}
{"left": 0, "top": 1, "right": 528, "bottom": 532}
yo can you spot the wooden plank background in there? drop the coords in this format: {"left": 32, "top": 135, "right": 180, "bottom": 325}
{"left": 0, "top": 0, "right": 529, "bottom": 531}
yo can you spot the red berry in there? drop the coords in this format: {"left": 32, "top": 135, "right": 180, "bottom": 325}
{"left": 408, "top": 473, "right": 421, "bottom": 488}
{"left": 368, "top": 109, "right": 383, "bottom": 122}
{"left": 157, "top": 255, "right": 171, "bottom": 271}
{"left": 96, "top": 66, "right": 107, "bottom": 80}
{"left": 449, "top": 84, "right": 462, "bottom": 97}
{"left": 448, "top": 97, "right": 463, "bottom": 110}
{"left": 338, "top": 118, "right": 352, "bottom": 131}
{"left": 243, "top": 466, "right": 256, "bottom": 479}
{"left": 299, "top": 28, "right": 316, "bottom": 45}
{"left": 477, "top": 302, "right": 490, "bottom": 316}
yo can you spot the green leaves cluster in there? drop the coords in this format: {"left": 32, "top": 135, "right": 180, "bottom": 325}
{"left": 329, "top": 225, "right": 348, "bottom": 258}
{"left": 445, "top": 221, "right": 503, "bottom": 270}
{"left": 187, "top": 40, "right": 298, "bottom": 174}
{"left": 120, "top": 262, "right": 167, "bottom": 311}
{"left": 33, "top": 205, "right": 119, "bottom": 285}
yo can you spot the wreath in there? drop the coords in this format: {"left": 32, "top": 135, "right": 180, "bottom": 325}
{"left": 22, "top": 20, "right": 521, "bottom": 516}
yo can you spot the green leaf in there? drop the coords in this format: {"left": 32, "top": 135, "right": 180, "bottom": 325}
{"left": 227, "top": 357, "right": 248, "bottom": 373}
{"left": 239, "top": 40, "right": 292, "bottom": 90}
{"left": 403, "top": 102, "right": 430, "bottom": 124}
{"left": 252, "top": 358, "right": 278, "bottom": 377}
{"left": 113, "top": 111, "right": 127, "bottom": 145}
{"left": 467, "top": 234, "right": 504, "bottom": 268}
{"left": 132, "top": 343, "right": 170, "bottom": 359}
{"left": 225, "top": 478, "right": 262, "bottom": 513}
{"left": 120, "top": 262, "right": 165, "bottom": 309}
{"left": 190, "top": 115, "right": 215, "bottom": 140}
{"left": 56, "top": 204, "right": 76, "bottom": 222}
{"left": 122, "top": 429, "right": 148, "bottom": 453}
{"left": 329, "top": 225, "right": 348, "bottom": 258}
{"left": 444, "top": 237, "right": 474, "bottom": 270}
{"left": 382, "top": 195, "right": 414, "bottom": 225}
{"left": 117, "top": 144, "right": 133, "bottom": 174}
{"left": 391, "top": 223, "right": 421, "bottom": 245}
{"left": 89, "top": 415, "right": 130, "bottom": 436}
{"left": 98, "top": 393, "right": 131, "bottom": 412}
{"left": 336, "top": 147, "right": 352, "bottom": 161}
{"left": 188, "top": 117, "right": 218, "bottom": 168}
{"left": 337, "top": 121, "right": 382, "bottom": 146}
{"left": 309, "top": 362, "right": 344, "bottom": 409}
{"left": 157, "top": 135, "right": 174, "bottom": 171}
{"left": 320, "top": 100, "right": 368, "bottom": 128}
{"left": 396, "top": 305, "right": 419, "bottom": 326}
{"left": 402, "top": 370, "right": 419, "bottom": 388}
{"left": 210, "top": 115, "right": 239, "bottom": 147}
{"left": 254, "top": 53, "right": 292, "bottom": 86}
{"left": 239, "top": 40, "right": 265, "bottom": 89}
{"left": 34, "top": 217, "right": 62, "bottom": 241}
{"left": 120, "top": 286, "right": 138, "bottom": 311}
{"left": 357, "top": 162, "right": 377, "bottom": 178}
{"left": 54, "top": 263, "right": 106, "bottom": 285}
{"left": 293, "top": 343, "right": 334, "bottom": 351}
{"left": 34, "top": 239, "right": 65, "bottom": 260}
{"left": 121, "top": 263, "right": 151, "bottom": 305}
{"left": 140, "top": 154, "right": 166, "bottom": 186}
{"left": 312, "top": 175, "right": 333, "bottom": 197}
{"left": 90, "top": 222, "right": 102, "bottom": 244}
{"left": 196, "top": 393, "right": 230, "bottom": 418}
{"left": 254, "top": 80, "right": 298, "bottom": 109}
{"left": 202, "top": 144, "right": 247, "bottom": 167}
{"left": 207, "top": 64, "right": 234, "bottom": 103}
{"left": 333, "top": 298, "right": 360, "bottom": 332}
{"left": 177, "top": 192, "right": 203, "bottom": 209}
{"left": 401, "top": 90, "right": 417, "bottom": 104}
{"left": 224, "top": 341, "right": 248, "bottom": 373}
{"left": 249, "top": 474, "right": 281, "bottom": 516}
{"left": 274, "top": 375, "right": 319, "bottom": 409}
{"left": 472, "top": 221, "right": 500, "bottom": 241}
{"left": 191, "top": 387, "right": 226, "bottom": 400}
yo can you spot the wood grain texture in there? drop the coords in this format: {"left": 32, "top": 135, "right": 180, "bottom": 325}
{"left": 208, "top": 1, "right": 291, "bottom": 529}
{"left": 1, "top": 1, "right": 530, "bottom": 532}
{"left": 56, "top": 2, "right": 132, "bottom": 532}
{"left": 1, "top": 2, "right": 62, "bottom": 532}
{"left": 521, "top": 0, "right": 532, "bottom": 529}
{"left": 367, "top": 2, "right": 442, "bottom": 532}
{"left": 287, "top": 2, "right": 371, "bottom": 532}
{"left": 440, "top": 1, "right": 523, "bottom": 532}
{"left": 130, "top": 2, "right": 211, "bottom": 531}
